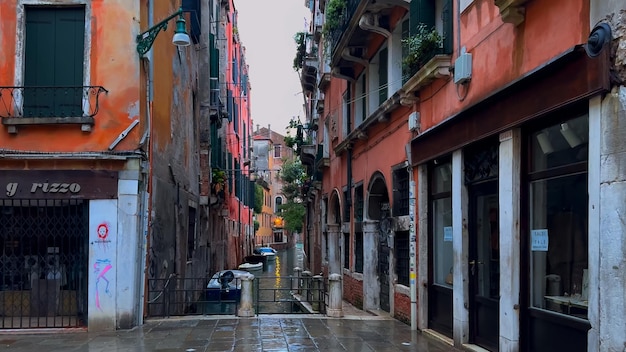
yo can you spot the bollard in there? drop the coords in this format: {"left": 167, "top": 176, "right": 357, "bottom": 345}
{"left": 312, "top": 275, "right": 323, "bottom": 312}
{"left": 237, "top": 273, "right": 255, "bottom": 317}
{"left": 327, "top": 273, "right": 343, "bottom": 317}
{"left": 293, "top": 267, "right": 302, "bottom": 293}
{"left": 301, "top": 270, "right": 312, "bottom": 301}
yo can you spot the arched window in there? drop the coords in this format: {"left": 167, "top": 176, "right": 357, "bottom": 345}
{"left": 275, "top": 196, "right": 283, "bottom": 213}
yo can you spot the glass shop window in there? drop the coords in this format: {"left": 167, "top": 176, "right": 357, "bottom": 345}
{"left": 528, "top": 113, "right": 589, "bottom": 319}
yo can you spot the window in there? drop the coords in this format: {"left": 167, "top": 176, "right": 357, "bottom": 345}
{"left": 409, "top": 0, "right": 453, "bottom": 55}
{"left": 343, "top": 232, "right": 350, "bottom": 269}
{"left": 275, "top": 196, "right": 283, "bottom": 213}
{"left": 343, "top": 189, "right": 350, "bottom": 223}
{"left": 395, "top": 231, "right": 410, "bottom": 286}
{"left": 354, "top": 73, "right": 366, "bottom": 126}
{"left": 342, "top": 91, "right": 349, "bottom": 137}
{"left": 355, "top": 231, "right": 363, "bottom": 273}
{"left": 431, "top": 161, "right": 452, "bottom": 287}
{"left": 274, "top": 144, "right": 282, "bottom": 158}
{"left": 378, "top": 48, "right": 388, "bottom": 105}
{"left": 393, "top": 166, "right": 410, "bottom": 216}
{"left": 23, "top": 6, "right": 85, "bottom": 118}
{"left": 528, "top": 113, "right": 589, "bottom": 319}
{"left": 187, "top": 207, "right": 197, "bottom": 260}
{"left": 324, "top": 232, "right": 329, "bottom": 263}
{"left": 354, "top": 184, "right": 364, "bottom": 222}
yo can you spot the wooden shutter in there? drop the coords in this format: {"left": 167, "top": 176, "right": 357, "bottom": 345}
{"left": 409, "top": 0, "right": 436, "bottom": 36}
{"left": 442, "top": 0, "right": 453, "bottom": 55}
{"left": 24, "top": 7, "right": 85, "bottom": 118}
{"left": 378, "top": 48, "right": 388, "bottom": 106}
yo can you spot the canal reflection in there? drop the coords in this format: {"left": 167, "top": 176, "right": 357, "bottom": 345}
{"left": 200, "top": 246, "right": 302, "bottom": 315}
{"left": 252, "top": 247, "right": 302, "bottom": 314}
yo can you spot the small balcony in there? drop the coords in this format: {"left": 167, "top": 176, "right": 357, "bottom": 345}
{"left": 314, "top": 143, "right": 330, "bottom": 170}
{"left": 0, "top": 86, "right": 108, "bottom": 133}
{"left": 326, "top": 0, "right": 410, "bottom": 80}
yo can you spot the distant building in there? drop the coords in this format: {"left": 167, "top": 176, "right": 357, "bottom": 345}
{"left": 252, "top": 125, "right": 294, "bottom": 246}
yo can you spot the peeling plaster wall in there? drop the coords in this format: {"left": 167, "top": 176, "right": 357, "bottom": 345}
{"left": 0, "top": 0, "right": 141, "bottom": 151}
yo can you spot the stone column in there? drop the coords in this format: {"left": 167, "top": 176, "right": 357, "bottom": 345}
{"left": 293, "top": 267, "right": 302, "bottom": 293}
{"left": 499, "top": 129, "right": 521, "bottom": 352}
{"left": 312, "top": 275, "right": 323, "bottom": 312}
{"left": 452, "top": 150, "right": 470, "bottom": 347}
{"left": 237, "top": 273, "right": 255, "bottom": 317}
{"left": 302, "top": 270, "right": 312, "bottom": 301}
{"left": 327, "top": 224, "right": 341, "bottom": 275}
{"left": 363, "top": 220, "right": 380, "bottom": 311}
{"left": 327, "top": 273, "right": 343, "bottom": 317}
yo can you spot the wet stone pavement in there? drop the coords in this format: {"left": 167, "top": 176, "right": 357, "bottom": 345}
{"left": 0, "top": 314, "right": 462, "bottom": 352}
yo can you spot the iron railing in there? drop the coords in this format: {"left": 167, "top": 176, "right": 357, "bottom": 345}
{"left": 255, "top": 275, "right": 326, "bottom": 314}
{"left": 146, "top": 276, "right": 240, "bottom": 317}
{"left": 328, "top": 0, "right": 362, "bottom": 58}
{"left": 0, "top": 86, "right": 108, "bottom": 119}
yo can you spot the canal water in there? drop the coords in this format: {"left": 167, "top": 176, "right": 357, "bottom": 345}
{"left": 249, "top": 246, "right": 304, "bottom": 314}
{"left": 202, "top": 246, "right": 305, "bottom": 315}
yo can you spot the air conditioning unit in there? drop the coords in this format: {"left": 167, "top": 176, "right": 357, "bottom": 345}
{"left": 408, "top": 112, "right": 420, "bottom": 131}
{"left": 454, "top": 48, "right": 472, "bottom": 84}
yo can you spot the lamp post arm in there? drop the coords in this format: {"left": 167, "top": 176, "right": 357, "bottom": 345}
{"left": 136, "top": 7, "right": 184, "bottom": 56}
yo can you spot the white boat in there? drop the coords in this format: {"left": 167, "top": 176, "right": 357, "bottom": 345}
{"left": 238, "top": 262, "right": 263, "bottom": 271}
{"left": 253, "top": 247, "right": 277, "bottom": 260}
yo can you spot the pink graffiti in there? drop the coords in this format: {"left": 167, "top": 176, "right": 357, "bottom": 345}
{"left": 94, "top": 259, "right": 113, "bottom": 311}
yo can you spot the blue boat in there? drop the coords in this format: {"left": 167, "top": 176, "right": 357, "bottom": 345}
{"left": 205, "top": 269, "right": 252, "bottom": 302}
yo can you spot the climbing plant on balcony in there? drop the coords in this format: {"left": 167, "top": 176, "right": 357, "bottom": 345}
{"left": 321, "top": 0, "right": 347, "bottom": 58}
{"left": 402, "top": 23, "right": 443, "bottom": 78}
{"left": 322, "top": 0, "right": 347, "bottom": 36}
{"left": 292, "top": 31, "right": 307, "bottom": 71}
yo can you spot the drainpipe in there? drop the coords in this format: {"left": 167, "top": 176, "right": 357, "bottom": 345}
{"left": 139, "top": 0, "right": 155, "bottom": 324}
{"left": 405, "top": 143, "right": 417, "bottom": 330}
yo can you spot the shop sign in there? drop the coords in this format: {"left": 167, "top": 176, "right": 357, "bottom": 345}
{"left": 1, "top": 170, "right": 118, "bottom": 200}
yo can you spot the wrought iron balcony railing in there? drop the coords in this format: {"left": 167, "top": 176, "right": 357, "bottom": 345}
{"left": 328, "top": 0, "right": 361, "bottom": 58}
{"left": 0, "top": 86, "right": 108, "bottom": 120}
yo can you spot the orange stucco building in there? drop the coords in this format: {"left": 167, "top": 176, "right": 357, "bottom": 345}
{"left": 301, "top": 0, "right": 626, "bottom": 351}
{"left": 0, "top": 0, "right": 211, "bottom": 331}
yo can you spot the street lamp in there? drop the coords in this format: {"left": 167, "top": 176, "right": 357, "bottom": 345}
{"left": 136, "top": 7, "right": 191, "bottom": 56}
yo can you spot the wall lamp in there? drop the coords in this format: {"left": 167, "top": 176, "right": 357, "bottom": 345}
{"left": 136, "top": 7, "right": 190, "bottom": 56}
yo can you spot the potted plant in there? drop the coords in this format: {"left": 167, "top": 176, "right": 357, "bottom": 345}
{"left": 211, "top": 168, "right": 226, "bottom": 193}
{"left": 402, "top": 23, "right": 443, "bottom": 77}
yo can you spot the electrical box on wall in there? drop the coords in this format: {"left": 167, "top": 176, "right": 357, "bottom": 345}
{"left": 408, "top": 112, "right": 420, "bottom": 131}
{"left": 454, "top": 48, "right": 472, "bottom": 84}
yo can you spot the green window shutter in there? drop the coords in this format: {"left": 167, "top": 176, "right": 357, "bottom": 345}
{"left": 409, "top": 0, "right": 435, "bottom": 36}
{"left": 378, "top": 48, "right": 388, "bottom": 106}
{"left": 361, "top": 73, "right": 366, "bottom": 121}
{"left": 24, "top": 7, "right": 85, "bottom": 117}
{"left": 442, "top": 0, "right": 453, "bottom": 54}
{"left": 227, "top": 90, "right": 233, "bottom": 121}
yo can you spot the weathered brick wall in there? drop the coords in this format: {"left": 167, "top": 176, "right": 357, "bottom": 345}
{"left": 343, "top": 275, "right": 364, "bottom": 310}
{"left": 394, "top": 291, "right": 411, "bottom": 325}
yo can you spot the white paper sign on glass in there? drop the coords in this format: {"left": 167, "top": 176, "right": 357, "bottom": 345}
{"left": 443, "top": 226, "right": 453, "bottom": 242}
{"left": 531, "top": 229, "right": 549, "bottom": 251}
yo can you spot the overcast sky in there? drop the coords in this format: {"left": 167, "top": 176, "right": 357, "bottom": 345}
{"left": 236, "top": 0, "right": 310, "bottom": 137}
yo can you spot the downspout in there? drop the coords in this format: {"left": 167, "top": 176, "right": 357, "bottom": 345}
{"left": 139, "top": 0, "right": 155, "bottom": 324}
{"left": 346, "top": 85, "right": 353, "bottom": 270}
{"left": 405, "top": 143, "right": 417, "bottom": 330}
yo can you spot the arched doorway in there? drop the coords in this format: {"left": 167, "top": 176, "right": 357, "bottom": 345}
{"left": 367, "top": 173, "right": 391, "bottom": 312}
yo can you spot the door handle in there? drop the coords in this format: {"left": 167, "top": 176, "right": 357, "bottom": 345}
{"left": 469, "top": 260, "right": 483, "bottom": 276}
